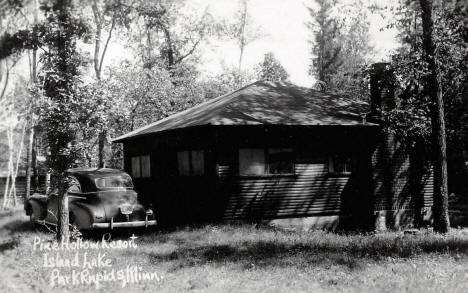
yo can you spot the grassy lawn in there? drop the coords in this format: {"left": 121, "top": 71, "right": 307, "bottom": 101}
{"left": 1, "top": 208, "right": 468, "bottom": 293}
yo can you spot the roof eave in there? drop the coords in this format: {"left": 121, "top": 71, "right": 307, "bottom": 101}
{"left": 111, "top": 122, "right": 379, "bottom": 143}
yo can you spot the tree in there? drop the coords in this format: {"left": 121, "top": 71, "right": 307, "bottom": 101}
{"left": 227, "top": 0, "right": 263, "bottom": 84}
{"left": 34, "top": 0, "right": 87, "bottom": 241}
{"left": 419, "top": 0, "right": 450, "bottom": 233}
{"left": 89, "top": 0, "right": 126, "bottom": 168}
{"left": 307, "top": 0, "right": 372, "bottom": 97}
{"left": 384, "top": 0, "right": 468, "bottom": 231}
{"left": 387, "top": 0, "right": 468, "bottom": 231}
{"left": 0, "top": 0, "right": 38, "bottom": 202}
{"left": 25, "top": 0, "right": 40, "bottom": 200}
{"left": 0, "top": 84, "right": 29, "bottom": 209}
{"left": 123, "top": 0, "right": 216, "bottom": 73}
{"left": 255, "top": 52, "right": 289, "bottom": 82}
{"left": 307, "top": 0, "right": 342, "bottom": 90}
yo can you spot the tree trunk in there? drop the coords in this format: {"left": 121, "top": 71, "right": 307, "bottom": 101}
{"left": 55, "top": 0, "right": 72, "bottom": 242}
{"left": 45, "top": 172, "right": 50, "bottom": 195}
{"left": 98, "top": 130, "right": 106, "bottom": 168}
{"left": 57, "top": 176, "right": 69, "bottom": 242}
{"left": 10, "top": 119, "right": 27, "bottom": 207}
{"left": 26, "top": 0, "right": 38, "bottom": 201}
{"left": 25, "top": 120, "right": 34, "bottom": 200}
{"left": 32, "top": 141, "right": 39, "bottom": 192}
{"left": 3, "top": 126, "right": 13, "bottom": 208}
{"left": 91, "top": 0, "right": 102, "bottom": 81}
{"left": 419, "top": 0, "right": 450, "bottom": 233}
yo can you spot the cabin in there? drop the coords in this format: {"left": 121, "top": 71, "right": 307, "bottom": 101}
{"left": 113, "top": 63, "right": 433, "bottom": 231}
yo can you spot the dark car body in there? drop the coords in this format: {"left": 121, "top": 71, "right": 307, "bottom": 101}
{"left": 25, "top": 168, "right": 156, "bottom": 230}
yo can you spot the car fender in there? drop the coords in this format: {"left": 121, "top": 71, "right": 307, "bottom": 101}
{"left": 25, "top": 197, "right": 47, "bottom": 219}
{"left": 70, "top": 201, "right": 106, "bottom": 230}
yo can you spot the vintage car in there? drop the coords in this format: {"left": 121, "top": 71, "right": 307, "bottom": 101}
{"left": 25, "top": 168, "right": 156, "bottom": 231}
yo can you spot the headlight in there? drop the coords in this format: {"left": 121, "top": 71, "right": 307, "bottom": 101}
{"left": 145, "top": 209, "right": 154, "bottom": 215}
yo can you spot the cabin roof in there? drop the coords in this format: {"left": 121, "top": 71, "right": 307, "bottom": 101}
{"left": 113, "top": 80, "right": 375, "bottom": 142}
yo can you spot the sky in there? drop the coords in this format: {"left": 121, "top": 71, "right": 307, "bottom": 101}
{"left": 6, "top": 0, "right": 401, "bottom": 92}
{"left": 187, "top": 0, "right": 400, "bottom": 87}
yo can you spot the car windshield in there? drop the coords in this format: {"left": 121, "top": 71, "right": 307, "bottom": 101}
{"left": 94, "top": 175, "right": 133, "bottom": 190}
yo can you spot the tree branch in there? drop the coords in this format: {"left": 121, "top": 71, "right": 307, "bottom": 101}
{"left": 0, "top": 59, "right": 18, "bottom": 101}
{"left": 175, "top": 38, "right": 202, "bottom": 64}
{"left": 98, "top": 14, "right": 116, "bottom": 75}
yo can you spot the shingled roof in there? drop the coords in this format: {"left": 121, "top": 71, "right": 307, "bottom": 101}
{"left": 113, "top": 80, "right": 375, "bottom": 142}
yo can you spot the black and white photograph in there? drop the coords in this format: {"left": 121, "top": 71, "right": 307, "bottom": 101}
{"left": 0, "top": 0, "right": 467, "bottom": 292}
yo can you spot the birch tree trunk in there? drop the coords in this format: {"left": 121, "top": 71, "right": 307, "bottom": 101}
{"left": 25, "top": 0, "right": 39, "bottom": 200}
{"left": 2, "top": 128, "right": 12, "bottom": 208}
{"left": 8, "top": 119, "right": 27, "bottom": 207}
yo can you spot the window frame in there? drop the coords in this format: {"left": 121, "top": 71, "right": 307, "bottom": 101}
{"left": 238, "top": 148, "right": 266, "bottom": 176}
{"left": 131, "top": 154, "right": 151, "bottom": 179}
{"left": 328, "top": 155, "right": 352, "bottom": 176}
{"left": 238, "top": 148, "right": 295, "bottom": 177}
{"left": 177, "top": 150, "right": 205, "bottom": 176}
{"left": 67, "top": 176, "right": 81, "bottom": 193}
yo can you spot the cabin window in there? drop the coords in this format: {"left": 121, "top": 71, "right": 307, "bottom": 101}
{"left": 67, "top": 176, "right": 81, "bottom": 193}
{"left": 131, "top": 155, "right": 151, "bottom": 178}
{"left": 177, "top": 150, "right": 205, "bottom": 176}
{"left": 239, "top": 149, "right": 265, "bottom": 175}
{"left": 268, "top": 148, "right": 294, "bottom": 174}
{"left": 131, "top": 157, "right": 140, "bottom": 178}
{"left": 328, "top": 155, "right": 352, "bottom": 174}
{"left": 239, "top": 148, "right": 294, "bottom": 175}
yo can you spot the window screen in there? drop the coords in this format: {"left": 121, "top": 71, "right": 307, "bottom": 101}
{"left": 131, "top": 155, "right": 151, "bottom": 178}
{"left": 141, "top": 155, "right": 151, "bottom": 177}
{"left": 191, "top": 150, "right": 205, "bottom": 175}
{"left": 131, "top": 156, "right": 141, "bottom": 178}
{"left": 177, "top": 151, "right": 190, "bottom": 176}
{"left": 239, "top": 149, "right": 265, "bottom": 175}
{"left": 268, "top": 148, "right": 294, "bottom": 174}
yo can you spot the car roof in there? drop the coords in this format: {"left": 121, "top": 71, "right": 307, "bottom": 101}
{"left": 66, "top": 168, "right": 128, "bottom": 177}
{"left": 66, "top": 168, "right": 131, "bottom": 192}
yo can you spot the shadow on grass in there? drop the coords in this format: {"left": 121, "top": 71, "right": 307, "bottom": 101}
{"left": 3, "top": 219, "right": 35, "bottom": 233}
{"left": 148, "top": 241, "right": 366, "bottom": 271}
{"left": 0, "top": 237, "right": 19, "bottom": 253}
{"left": 146, "top": 233, "right": 468, "bottom": 272}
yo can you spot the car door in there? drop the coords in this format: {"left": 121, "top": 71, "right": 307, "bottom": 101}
{"left": 45, "top": 176, "right": 82, "bottom": 225}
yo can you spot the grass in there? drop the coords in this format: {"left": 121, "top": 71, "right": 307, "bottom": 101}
{"left": 0, "top": 208, "right": 468, "bottom": 293}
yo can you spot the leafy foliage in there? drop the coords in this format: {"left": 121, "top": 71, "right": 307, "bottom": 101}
{"left": 307, "top": 0, "right": 342, "bottom": 86}
{"left": 255, "top": 52, "right": 289, "bottom": 82}
{"left": 307, "top": 0, "right": 373, "bottom": 100}
{"left": 386, "top": 0, "right": 468, "bottom": 148}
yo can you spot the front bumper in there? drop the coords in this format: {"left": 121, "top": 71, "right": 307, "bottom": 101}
{"left": 92, "top": 217, "right": 157, "bottom": 229}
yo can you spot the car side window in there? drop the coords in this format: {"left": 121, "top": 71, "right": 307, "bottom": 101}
{"left": 67, "top": 176, "right": 81, "bottom": 193}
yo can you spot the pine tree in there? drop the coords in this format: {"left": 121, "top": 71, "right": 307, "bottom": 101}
{"left": 256, "top": 52, "right": 289, "bottom": 82}
{"left": 307, "top": 0, "right": 342, "bottom": 90}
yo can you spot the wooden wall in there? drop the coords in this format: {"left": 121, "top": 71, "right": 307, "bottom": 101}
{"left": 123, "top": 125, "right": 379, "bottom": 229}
{"left": 372, "top": 132, "right": 434, "bottom": 229}
{"left": 0, "top": 176, "right": 47, "bottom": 200}
{"left": 217, "top": 157, "right": 357, "bottom": 220}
